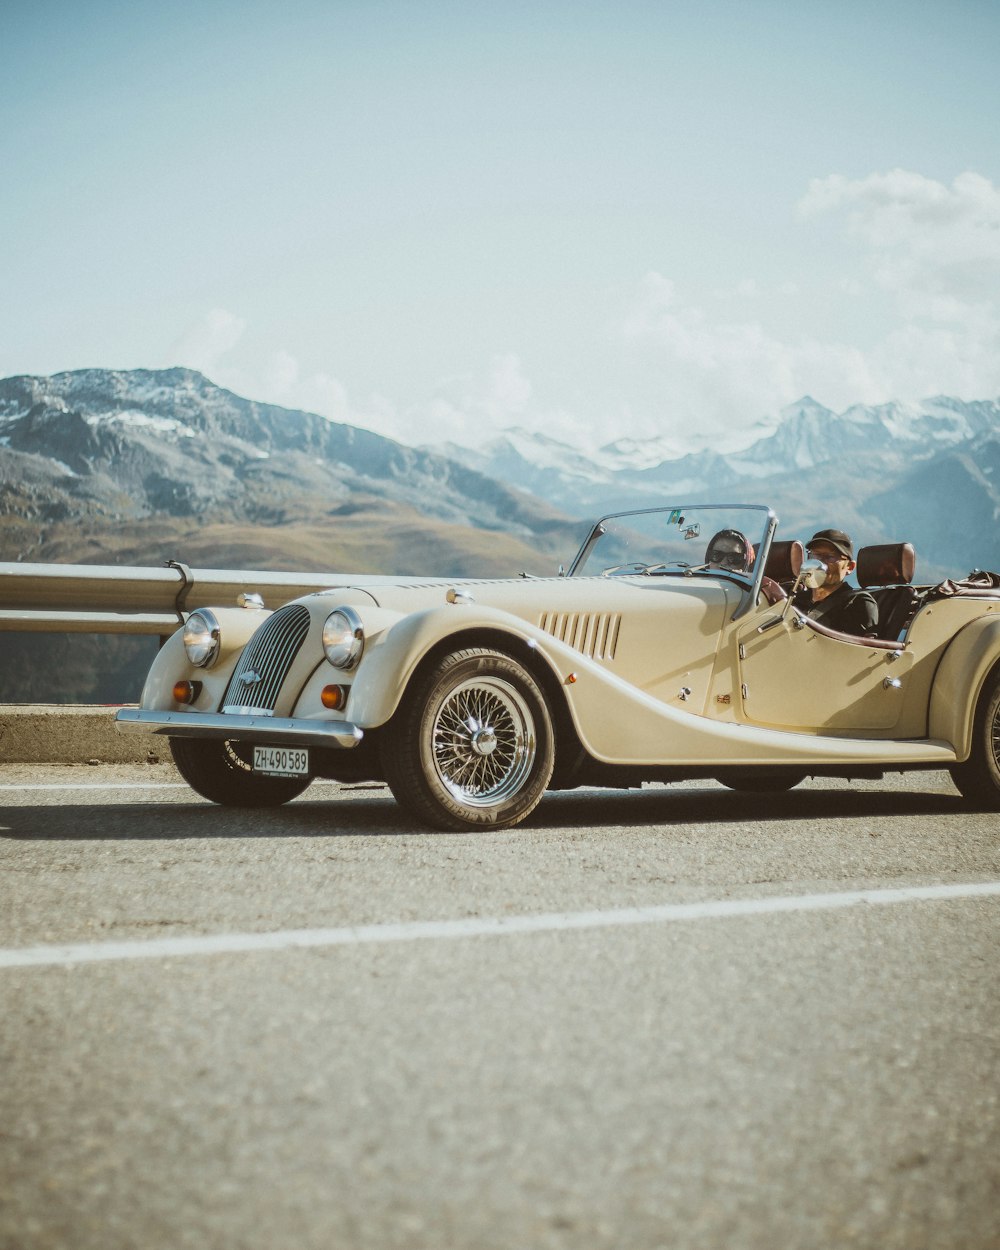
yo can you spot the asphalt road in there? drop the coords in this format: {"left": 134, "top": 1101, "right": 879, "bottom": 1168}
{"left": 1, "top": 764, "right": 998, "bottom": 1250}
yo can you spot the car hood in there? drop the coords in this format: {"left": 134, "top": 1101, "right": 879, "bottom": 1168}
{"left": 299, "top": 572, "right": 747, "bottom": 623}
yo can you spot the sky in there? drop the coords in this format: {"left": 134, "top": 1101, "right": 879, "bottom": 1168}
{"left": 2, "top": 0, "right": 999, "bottom": 454}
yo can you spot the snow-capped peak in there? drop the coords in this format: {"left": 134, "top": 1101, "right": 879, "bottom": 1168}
{"left": 598, "top": 434, "right": 688, "bottom": 470}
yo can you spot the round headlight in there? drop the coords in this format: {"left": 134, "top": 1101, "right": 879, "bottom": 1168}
{"left": 323, "top": 607, "right": 364, "bottom": 670}
{"left": 183, "top": 609, "right": 221, "bottom": 668}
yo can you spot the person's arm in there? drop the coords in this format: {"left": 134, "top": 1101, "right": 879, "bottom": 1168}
{"left": 845, "top": 590, "right": 879, "bottom": 637}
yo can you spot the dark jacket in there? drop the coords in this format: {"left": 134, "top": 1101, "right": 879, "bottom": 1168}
{"left": 794, "top": 581, "right": 879, "bottom": 637}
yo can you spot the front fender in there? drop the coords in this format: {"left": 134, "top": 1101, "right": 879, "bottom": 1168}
{"left": 346, "top": 604, "right": 552, "bottom": 727}
{"left": 928, "top": 614, "right": 1000, "bottom": 760}
{"left": 139, "top": 607, "right": 273, "bottom": 710}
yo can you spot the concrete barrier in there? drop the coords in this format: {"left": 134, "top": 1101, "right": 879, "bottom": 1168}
{"left": 0, "top": 706, "right": 160, "bottom": 764}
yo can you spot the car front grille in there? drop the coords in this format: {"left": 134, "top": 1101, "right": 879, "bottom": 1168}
{"left": 222, "top": 604, "right": 311, "bottom": 715}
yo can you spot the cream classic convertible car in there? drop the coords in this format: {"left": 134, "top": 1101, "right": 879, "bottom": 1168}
{"left": 116, "top": 503, "right": 1000, "bottom": 830}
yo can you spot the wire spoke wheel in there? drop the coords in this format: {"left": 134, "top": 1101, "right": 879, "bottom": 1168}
{"left": 951, "top": 668, "right": 1000, "bottom": 809}
{"left": 431, "top": 676, "right": 536, "bottom": 807}
{"left": 381, "top": 648, "right": 555, "bottom": 831}
{"left": 991, "top": 696, "right": 1000, "bottom": 773}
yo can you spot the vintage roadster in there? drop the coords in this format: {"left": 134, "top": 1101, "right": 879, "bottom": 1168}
{"left": 116, "top": 503, "right": 1000, "bottom": 829}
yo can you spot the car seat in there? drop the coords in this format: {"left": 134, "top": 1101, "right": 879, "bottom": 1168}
{"left": 856, "top": 543, "right": 920, "bottom": 641}
{"left": 758, "top": 540, "right": 804, "bottom": 604}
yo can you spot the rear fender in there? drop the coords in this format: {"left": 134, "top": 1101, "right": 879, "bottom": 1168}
{"left": 928, "top": 615, "right": 1000, "bottom": 760}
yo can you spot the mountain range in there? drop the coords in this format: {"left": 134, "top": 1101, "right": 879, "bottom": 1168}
{"left": 0, "top": 368, "right": 580, "bottom": 575}
{"left": 432, "top": 395, "right": 1000, "bottom": 579}
{"left": 1, "top": 368, "right": 998, "bottom": 701}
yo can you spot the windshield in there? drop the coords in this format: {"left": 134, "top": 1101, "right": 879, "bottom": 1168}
{"left": 568, "top": 504, "right": 774, "bottom": 580}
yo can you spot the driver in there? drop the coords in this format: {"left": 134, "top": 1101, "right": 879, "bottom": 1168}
{"left": 794, "top": 528, "right": 879, "bottom": 637}
{"left": 705, "top": 529, "right": 753, "bottom": 572}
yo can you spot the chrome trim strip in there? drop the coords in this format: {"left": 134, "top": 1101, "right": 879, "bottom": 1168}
{"left": 115, "top": 708, "right": 362, "bottom": 749}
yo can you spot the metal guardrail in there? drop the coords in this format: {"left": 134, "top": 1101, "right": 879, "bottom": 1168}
{"left": 0, "top": 560, "right": 349, "bottom": 636}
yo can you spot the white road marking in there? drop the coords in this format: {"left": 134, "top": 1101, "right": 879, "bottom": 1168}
{"left": 0, "top": 783, "right": 190, "bottom": 791}
{"left": 0, "top": 780, "right": 347, "bottom": 792}
{"left": 2, "top": 881, "right": 998, "bottom": 970}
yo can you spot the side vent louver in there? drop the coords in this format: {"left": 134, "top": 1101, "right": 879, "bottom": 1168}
{"left": 538, "top": 611, "right": 621, "bottom": 660}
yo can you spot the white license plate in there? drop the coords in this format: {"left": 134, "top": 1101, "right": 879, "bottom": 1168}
{"left": 253, "top": 746, "right": 309, "bottom": 777}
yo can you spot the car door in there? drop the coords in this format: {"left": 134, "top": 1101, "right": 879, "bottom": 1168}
{"left": 735, "top": 611, "right": 912, "bottom": 733}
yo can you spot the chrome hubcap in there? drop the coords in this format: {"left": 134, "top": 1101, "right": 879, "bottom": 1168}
{"left": 470, "top": 724, "right": 498, "bottom": 756}
{"left": 431, "top": 677, "right": 536, "bottom": 807}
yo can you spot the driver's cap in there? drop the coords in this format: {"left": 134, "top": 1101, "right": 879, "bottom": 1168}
{"left": 807, "top": 528, "right": 853, "bottom": 558}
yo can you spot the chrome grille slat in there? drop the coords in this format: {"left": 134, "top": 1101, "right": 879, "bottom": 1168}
{"left": 223, "top": 605, "right": 311, "bottom": 715}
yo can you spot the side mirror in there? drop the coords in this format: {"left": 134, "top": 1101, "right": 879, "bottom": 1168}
{"left": 800, "top": 559, "right": 827, "bottom": 590}
{"left": 759, "top": 559, "right": 827, "bottom": 632}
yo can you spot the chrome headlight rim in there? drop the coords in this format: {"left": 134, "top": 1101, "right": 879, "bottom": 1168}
{"left": 323, "top": 606, "right": 365, "bottom": 670}
{"left": 183, "top": 609, "right": 221, "bottom": 669}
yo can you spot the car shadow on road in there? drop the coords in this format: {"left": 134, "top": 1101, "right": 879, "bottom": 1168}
{"left": 531, "top": 784, "right": 968, "bottom": 829}
{"left": 0, "top": 786, "right": 407, "bottom": 841}
{"left": 0, "top": 782, "right": 969, "bottom": 841}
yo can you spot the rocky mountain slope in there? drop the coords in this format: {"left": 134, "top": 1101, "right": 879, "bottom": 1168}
{"left": 0, "top": 368, "right": 580, "bottom": 574}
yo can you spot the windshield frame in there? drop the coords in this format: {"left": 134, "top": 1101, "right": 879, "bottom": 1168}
{"left": 566, "top": 503, "right": 778, "bottom": 618}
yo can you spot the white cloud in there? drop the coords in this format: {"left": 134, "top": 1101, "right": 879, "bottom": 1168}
{"left": 164, "top": 176, "right": 1000, "bottom": 463}
{"left": 484, "top": 352, "right": 532, "bottom": 418}
{"left": 252, "top": 361, "right": 356, "bottom": 424}
{"left": 262, "top": 348, "right": 299, "bottom": 396}
{"left": 389, "top": 353, "right": 584, "bottom": 449}
{"left": 302, "top": 372, "right": 351, "bottom": 421}
{"left": 798, "top": 169, "right": 1000, "bottom": 311}
{"left": 617, "top": 171, "right": 1000, "bottom": 448}
{"left": 163, "top": 318, "right": 361, "bottom": 428}
{"left": 164, "top": 312, "right": 549, "bottom": 449}
{"left": 166, "top": 308, "right": 247, "bottom": 375}
{"left": 620, "top": 272, "right": 883, "bottom": 445}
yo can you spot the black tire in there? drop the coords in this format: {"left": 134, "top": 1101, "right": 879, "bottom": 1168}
{"left": 949, "top": 668, "right": 1000, "bottom": 809}
{"left": 170, "top": 737, "right": 312, "bottom": 807}
{"left": 381, "top": 648, "right": 555, "bottom": 831}
{"left": 715, "top": 771, "right": 806, "bottom": 793}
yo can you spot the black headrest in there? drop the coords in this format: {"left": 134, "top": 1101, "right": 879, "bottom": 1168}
{"left": 764, "top": 540, "right": 804, "bottom": 582}
{"left": 856, "top": 543, "right": 916, "bottom": 587}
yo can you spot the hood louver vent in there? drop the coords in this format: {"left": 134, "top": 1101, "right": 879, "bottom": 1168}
{"left": 538, "top": 611, "right": 620, "bottom": 660}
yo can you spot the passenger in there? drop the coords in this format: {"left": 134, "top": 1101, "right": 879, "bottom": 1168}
{"left": 795, "top": 528, "right": 879, "bottom": 637}
{"left": 705, "top": 529, "right": 753, "bottom": 572}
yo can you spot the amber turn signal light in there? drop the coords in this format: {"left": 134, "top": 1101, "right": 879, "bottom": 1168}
{"left": 172, "top": 680, "right": 202, "bottom": 704}
{"left": 321, "top": 684, "right": 350, "bottom": 710}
